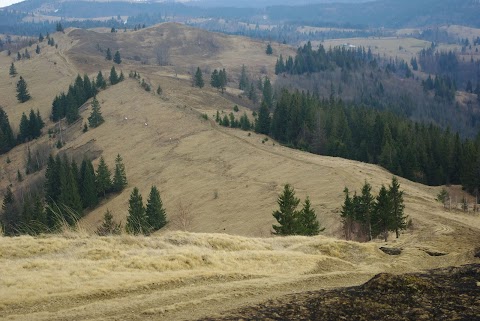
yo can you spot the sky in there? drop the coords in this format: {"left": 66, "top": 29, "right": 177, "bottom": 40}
{"left": 0, "top": 0, "right": 24, "bottom": 8}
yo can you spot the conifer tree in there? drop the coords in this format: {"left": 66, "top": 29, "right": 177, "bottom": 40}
{"left": 211, "top": 69, "right": 220, "bottom": 88}
{"left": 272, "top": 184, "right": 300, "bottom": 235}
{"left": 96, "top": 71, "right": 107, "bottom": 89}
{"left": 35, "top": 45, "right": 40, "bottom": 54}
{"left": 109, "top": 66, "right": 119, "bottom": 85}
{"left": 372, "top": 185, "right": 393, "bottom": 241}
{"left": 255, "top": 101, "right": 271, "bottom": 135}
{"left": 239, "top": 64, "right": 249, "bottom": 90}
{"left": 388, "top": 176, "right": 406, "bottom": 238}
{"left": 194, "top": 67, "right": 204, "bottom": 88}
{"left": 96, "top": 209, "right": 121, "bottom": 235}
{"left": 59, "top": 156, "right": 83, "bottom": 223}
{"left": 88, "top": 97, "right": 104, "bottom": 128}
{"left": 31, "top": 193, "right": 47, "bottom": 234}
{"left": 79, "top": 159, "right": 97, "bottom": 208}
{"left": 1, "top": 186, "right": 18, "bottom": 236}
{"left": 359, "top": 181, "right": 374, "bottom": 241}
{"left": 145, "top": 185, "right": 167, "bottom": 233}
{"left": 105, "top": 48, "right": 112, "bottom": 60}
{"left": 0, "top": 107, "right": 16, "bottom": 154}
{"left": 262, "top": 77, "right": 273, "bottom": 109}
{"left": 340, "top": 187, "right": 355, "bottom": 240}
{"left": 44, "top": 155, "right": 61, "bottom": 228}
{"left": 126, "top": 187, "right": 147, "bottom": 235}
{"left": 9, "top": 62, "right": 17, "bottom": 77}
{"left": 298, "top": 197, "right": 323, "bottom": 235}
{"left": 113, "top": 50, "right": 122, "bottom": 64}
{"left": 39, "top": 33, "right": 44, "bottom": 42}
{"left": 266, "top": 43, "right": 273, "bottom": 55}
{"left": 112, "top": 154, "right": 127, "bottom": 192}
{"left": 18, "top": 112, "right": 30, "bottom": 142}
{"left": 96, "top": 156, "right": 112, "bottom": 197}
{"left": 16, "top": 76, "right": 31, "bottom": 103}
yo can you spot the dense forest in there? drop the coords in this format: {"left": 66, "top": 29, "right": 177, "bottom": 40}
{"left": 274, "top": 42, "right": 480, "bottom": 138}
{"left": 256, "top": 89, "right": 480, "bottom": 192}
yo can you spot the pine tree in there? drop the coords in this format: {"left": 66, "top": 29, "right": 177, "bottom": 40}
{"left": 105, "top": 48, "right": 112, "bottom": 60}
{"left": 194, "top": 67, "right": 204, "bottom": 88}
{"left": 9, "top": 62, "right": 17, "bottom": 77}
{"left": 31, "top": 193, "right": 47, "bottom": 234}
{"left": 255, "top": 100, "right": 271, "bottom": 135}
{"left": 39, "top": 33, "right": 44, "bottom": 42}
{"left": 16, "top": 76, "right": 31, "bottom": 103}
{"left": 56, "top": 22, "right": 64, "bottom": 32}
{"left": 35, "top": 44, "right": 40, "bottom": 54}
{"left": 297, "top": 197, "right": 324, "bottom": 235}
{"left": 96, "top": 156, "right": 112, "bottom": 197}
{"left": 109, "top": 66, "right": 119, "bottom": 85}
{"left": 145, "top": 185, "right": 167, "bottom": 233}
{"left": 157, "top": 85, "right": 162, "bottom": 95}
{"left": 126, "top": 187, "right": 147, "bottom": 235}
{"left": 211, "top": 69, "right": 220, "bottom": 88}
{"left": 88, "top": 97, "right": 104, "bottom": 128}
{"left": 112, "top": 154, "right": 127, "bottom": 192}
{"left": 358, "top": 181, "right": 374, "bottom": 241}
{"left": 96, "top": 209, "right": 121, "bottom": 235}
{"left": 272, "top": 184, "right": 300, "bottom": 235}
{"left": 113, "top": 50, "right": 122, "bottom": 64}
{"left": 340, "top": 187, "right": 355, "bottom": 240}
{"left": 80, "top": 159, "right": 98, "bottom": 208}
{"left": 388, "top": 176, "right": 406, "bottom": 238}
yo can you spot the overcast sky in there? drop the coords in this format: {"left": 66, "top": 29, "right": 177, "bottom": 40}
{"left": 0, "top": 0, "right": 24, "bottom": 8}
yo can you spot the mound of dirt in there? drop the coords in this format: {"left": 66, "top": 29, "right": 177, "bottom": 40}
{"left": 200, "top": 264, "right": 480, "bottom": 321}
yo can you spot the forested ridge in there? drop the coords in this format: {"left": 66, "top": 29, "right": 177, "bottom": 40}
{"left": 256, "top": 89, "right": 480, "bottom": 191}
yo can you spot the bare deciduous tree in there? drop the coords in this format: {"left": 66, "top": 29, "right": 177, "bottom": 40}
{"left": 171, "top": 201, "right": 194, "bottom": 231}
{"left": 155, "top": 46, "right": 170, "bottom": 66}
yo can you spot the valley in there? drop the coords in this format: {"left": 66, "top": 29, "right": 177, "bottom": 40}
{"left": 0, "top": 1, "right": 480, "bottom": 319}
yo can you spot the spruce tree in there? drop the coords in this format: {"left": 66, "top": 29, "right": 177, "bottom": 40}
{"left": 96, "top": 209, "right": 121, "bottom": 235}
{"left": 298, "top": 197, "right": 323, "bottom": 235}
{"left": 113, "top": 50, "right": 122, "bottom": 64}
{"left": 388, "top": 176, "right": 406, "bottom": 238}
{"left": 109, "top": 66, "right": 119, "bottom": 85}
{"left": 96, "top": 156, "right": 112, "bottom": 197}
{"left": 372, "top": 185, "right": 393, "bottom": 241}
{"left": 239, "top": 64, "right": 249, "bottom": 90}
{"left": 112, "top": 154, "right": 127, "bottom": 192}
{"left": 16, "top": 76, "right": 31, "bottom": 103}
{"left": 105, "top": 48, "right": 112, "bottom": 60}
{"left": 32, "top": 193, "right": 47, "bottom": 234}
{"left": 18, "top": 112, "right": 30, "bottom": 142}
{"left": 126, "top": 187, "right": 147, "bottom": 235}
{"left": 59, "top": 156, "right": 83, "bottom": 223}
{"left": 35, "top": 45, "right": 40, "bottom": 54}
{"left": 358, "top": 181, "right": 374, "bottom": 241}
{"left": 9, "top": 62, "right": 17, "bottom": 77}
{"left": 88, "top": 97, "right": 105, "bottom": 128}
{"left": 2, "top": 186, "right": 18, "bottom": 236}
{"left": 0, "top": 107, "right": 16, "bottom": 154}
{"left": 262, "top": 77, "right": 273, "bottom": 109}
{"left": 266, "top": 43, "right": 273, "bottom": 55}
{"left": 96, "top": 71, "right": 107, "bottom": 89}
{"left": 80, "top": 159, "right": 98, "bottom": 208}
{"left": 340, "top": 187, "right": 355, "bottom": 240}
{"left": 272, "top": 184, "right": 300, "bottom": 235}
{"left": 194, "top": 67, "right": 204, "bottom": 88}
{"left": 255, "top": 101, "right": 271, "bottom": 135}
{"left": 145, "top": 185, "right": 167, "bottom": 233}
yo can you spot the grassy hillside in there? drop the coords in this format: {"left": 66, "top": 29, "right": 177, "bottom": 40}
{"left": 0, "top": 22, "right": 479, "bottom": 320}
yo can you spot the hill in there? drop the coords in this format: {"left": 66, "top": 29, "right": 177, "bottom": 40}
{"left": 0, "top": 22, "right": 479, "bottom": 320}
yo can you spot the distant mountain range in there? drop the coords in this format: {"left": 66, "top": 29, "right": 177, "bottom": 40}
{"left": 4, "top": 0, "right": 480, "bottom": 28}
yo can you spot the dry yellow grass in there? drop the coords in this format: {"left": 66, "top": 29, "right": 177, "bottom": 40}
{"left": 0, "top": 23, "right": 479, "bottom": 320}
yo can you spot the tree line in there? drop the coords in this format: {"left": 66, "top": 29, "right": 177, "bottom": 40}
{"left": 1, "top": 154, "right": 127, "bottom": 236}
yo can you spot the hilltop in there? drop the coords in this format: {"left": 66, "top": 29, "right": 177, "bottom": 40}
{"left": 0, "top": 22, "right": 479, "bottom": 320}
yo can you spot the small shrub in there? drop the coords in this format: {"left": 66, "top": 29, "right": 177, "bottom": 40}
{"left": 201, "top": 113, "right": 208, "bottom": 120}
{"left": 233, "top": 105, "right": 239, "bottom": 112}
